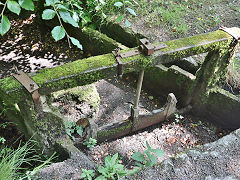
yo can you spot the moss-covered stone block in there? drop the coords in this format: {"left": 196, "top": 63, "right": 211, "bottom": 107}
{"left": 195, "top": 88, "right": 240, "bottom": 129}
{"left": 142, "top": 64, "right": 196, "bottom": 107}
{"left": 97, "top": 21, "right": 145, "bottom": 47}
{"left": 50, "top": 83, "right": 100, "bottom": 139}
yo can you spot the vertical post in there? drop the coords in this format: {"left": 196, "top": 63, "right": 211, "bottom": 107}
{"left": 131, "top": 69, "right": 145, "bottom": 130}
{"left": 134, "top": 69, "right": 145, "bottom": 109}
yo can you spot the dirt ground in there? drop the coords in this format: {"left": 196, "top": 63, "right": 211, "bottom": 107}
{"left": 0, "top": 14, "right": 85, "bottom": 79}
{"left": 127, "top": 0, "right": 240, "bottom": 43}
{"left": 84, "top": 77, "right": 230, "bottom": 168}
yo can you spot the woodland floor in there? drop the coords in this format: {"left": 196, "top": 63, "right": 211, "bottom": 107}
{"left": 0, "top": 0, "right": 239, "bottom": 172}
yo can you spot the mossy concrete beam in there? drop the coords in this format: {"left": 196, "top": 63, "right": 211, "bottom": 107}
{"left": 142, "top": 64, "right": 196, "bottom": 107}
{"left": 193, "top": 87, "right": 240, "bottom": 129}
{"left": 96, "top": 20, "right": 145, "bottom": 47}
{"left": 0, "top": 30, "right": 233, "bottom": 105}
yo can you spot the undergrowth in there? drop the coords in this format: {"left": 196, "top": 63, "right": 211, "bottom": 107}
{"left": 0, "top": 105, "right": 55, "bottom": 180}
{"left": 0, "top": 139, "right": 55, "bottom": 180}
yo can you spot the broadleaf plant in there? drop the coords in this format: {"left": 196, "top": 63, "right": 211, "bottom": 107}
{"left": 83, "top": 137, "right": 97, "bottom": 150}
{"left": 7, "top": 1, "right": 21, "bottom": 15}
{"left": 95, "top": 153, "right": 127, "bottom": 180}
{"left": 113, "top": 0, "right": 137, "bottom": 27}
{"left": 131, "top": 141, "right": 165, "bottom": 167}
{"left": 65, "top": 121, "right": 83, "bottom": 141}
{"left": 0, "top": 0, "right": 137, "bottom": 49}
{"left": 80, "top": 169, "right": 95, "bottom": 180}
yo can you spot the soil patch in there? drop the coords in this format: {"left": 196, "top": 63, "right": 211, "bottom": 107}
{"left": 0, "top": 14, "right": 85, "bottom": 78}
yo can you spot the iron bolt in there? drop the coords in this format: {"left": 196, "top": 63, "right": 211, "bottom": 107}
{"left": 30, "top": 83, "right": 34, "bottom": 89}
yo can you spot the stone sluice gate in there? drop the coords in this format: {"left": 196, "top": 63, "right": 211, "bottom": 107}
{"left": 0, "top": 27, "right": 240, "bottom": 158}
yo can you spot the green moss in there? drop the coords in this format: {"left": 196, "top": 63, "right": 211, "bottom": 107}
{"left": 164, "top": 30, "right": 231, "bottom": 51}
{"left": 192, "top": 38, "right": 238, "bottom": 105}
{"left": 34, "top": 54, "right": 116, "bottom": 84}
{"left": 207, "top": 87, "right": 240, "bottom": 110}
{"left": 51, "top": 83, "right": 100, "bottom": 110}
{"left": 80, "top": 27, "right": 119, "bottom": 55}
{"left": 97, "top": 120, "right": 133, "bottom": 139}
{"left": 97, "top": 21, "right": 145, "bottom": 47}
{"left": 0, "top": 53, "right": 116, "bottom": 104}
{"left": 0, "top": 30, "right": 233, "bottom": 105}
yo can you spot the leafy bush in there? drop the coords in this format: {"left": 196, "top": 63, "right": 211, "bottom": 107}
{"left": 0, "top": 140, "right": 54, "bottom": 180}
{"left": 80, "top": 168, "right": 95, "bottom": 180}
{"left": 0, "top": 0, "right": 137, "bottom": 48}
{"left": 131, "top": 141, "right": 164, "bottom": 167}
{"left": 95, "top": 153, "right": 127, "bottom": 180}
{"left": 65, "top": 120, "right": 83, "bottom": 140}
{"left": 83, "top": 137, "right": 97, "bottom": 150}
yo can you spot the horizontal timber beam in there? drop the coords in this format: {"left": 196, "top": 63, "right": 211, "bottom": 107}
{"left": 0, "top": 30, "right": 233, "bottom": 104}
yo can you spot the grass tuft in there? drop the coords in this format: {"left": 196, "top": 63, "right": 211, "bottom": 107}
{"left": 0, "top": 140, "right": 54, "bottom": 180}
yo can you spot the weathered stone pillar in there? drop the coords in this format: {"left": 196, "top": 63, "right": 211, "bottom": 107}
{"left": 192, "top": 38, "right": 239, "bottom": 112}
{"left": 17, "top": 95, "right": 67, "bottom": 155}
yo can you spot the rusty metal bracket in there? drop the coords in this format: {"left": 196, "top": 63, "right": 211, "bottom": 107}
{"left": 139, "top": 38, "right": 168, "bottom": 56}
{"left": 13, "top": 71, "right": 41, "bottom": 112}
{"left": 112, "top": 39, "right": 168, "bottom": 76}
{"left": 112, "top": 48, "right": 123, "bottom": 76}
{"left": 219, "top": 27, "right": 240, "bottom": 41}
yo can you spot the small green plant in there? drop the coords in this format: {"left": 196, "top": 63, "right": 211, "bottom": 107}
{"left": 80, "top": 169, "right": 95, "bottom": 180}
{"left": 83, "top": 137, "right": 97, "bottom": 149}
{"left": 131, "top": 141, "right": 164, "bottom": 167}
{"left": 174, "top": 113, "right": 184, "bottom": 123}
{"left": 95, "top": 153, "right": 127, "bottom": 180}
{"left": 112, "top": 0, "right": 137, "bottom": 27}
{"left": 65, "top": 121, "right": 83, "bottom": 141}
{"left": 0, "top": 137, "right": 6, "bottom": 144}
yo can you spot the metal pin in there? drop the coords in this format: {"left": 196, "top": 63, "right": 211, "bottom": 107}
{"left": 30, "top": 83, "right": 34, "bottom": 89}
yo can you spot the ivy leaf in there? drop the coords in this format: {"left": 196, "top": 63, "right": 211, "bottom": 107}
{"left": 102, "top": 12, "right": 106, "bottom": 19}
{"left": 70, "top": 37, "right": 82, "bottom": 49}
{"left": 42, "top": 9, "right": 56, "bottom": 20}
{"left": 51, "top": 26, "right": 65, "bottom": 41}
{"left": 18, "top": 0, "right": 34, "bottom": 11}
{"left": 146, "top": 141, "right": 151, "bottom": 150}
{"left": 115, "top": 15, "right": 123, "bottom": 22}
{"left": 114, "top": 2, "right": 123, "bottom": 7}
{"left": 0, "top": 16, "right": 11, "bottom": 36}
{"left": 59, "top": 11, "right": 79, "bottom": 28}
{"left": 66, "top": 129, "right": 72, "bottom": 136}
{"left": 76, "top": 125, "right": 83, "bottom": 136}
{"left": 148, "top": 154, "right": 157, "bottom": 166}
{"left": 56, "top": 4, "right": 68, "bottom": 11}
{"left": 149, "top": 149, "right": 165, "bottom": 157}
{"left": 125, "top": 1, "right": 133, "bottom": 5}
{"left": 45, "top": 0, "right": 59, "bottom": 6}
{"left": 99, "top": 0, "right": 105, "bottom": 4}
{"left": 126, "top": 7, "right": 136, "bottom": 16}
{"left": 7, "top": 1, "right": 21, "bottom": 15}
{"left": 131, "top": 152, "right": 145, "bottom": 162}
{"left": 125, "top": 19, "right": 131, "bottom": 27}
{"left": 72, "top": 12, "right": 79, "bottom": 22}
